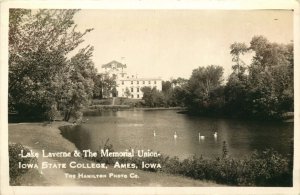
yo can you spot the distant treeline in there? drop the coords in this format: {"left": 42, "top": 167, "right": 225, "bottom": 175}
{"left": 142, "top": 36, "right": 293, "bottom": 120}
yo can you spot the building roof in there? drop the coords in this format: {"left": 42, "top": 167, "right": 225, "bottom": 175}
{"left": 119, "top": 77, "right": 162, "bottom": 81}
{"left": 102, "top": 60, "right": 127, "bottom": 68}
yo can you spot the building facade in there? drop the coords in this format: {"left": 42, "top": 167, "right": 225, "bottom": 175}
{"left": 101, "top": 61, "right": 162, "bottom": 99}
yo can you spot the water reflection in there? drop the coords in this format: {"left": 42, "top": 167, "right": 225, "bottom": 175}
{"left": 60, "top": 110, "right": 293, "bottom": 159}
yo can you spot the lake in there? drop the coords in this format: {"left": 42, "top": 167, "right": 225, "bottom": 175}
{"left": 60, "top": 110, "right": 293, "bottom": 159}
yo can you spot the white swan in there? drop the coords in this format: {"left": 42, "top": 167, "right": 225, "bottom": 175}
{"left": 174, "top": 132, "right": 178, "bottom": 139}
{"left": 153, "top": 130, "right": 156, "bottom": 137}
{"left": 199, "top": 132, "right": 205, "bottom": 140}
{"left": 214, "top": 132, "right": 217, "bottom": 138}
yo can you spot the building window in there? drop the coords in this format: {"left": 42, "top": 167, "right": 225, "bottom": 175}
{"left": 131, "top": 95, "right": 134, "bottom": 98}
{"left": 137, "top": 94, "right": 139, "bottom": 98}
{"left": 137, "top": 81, "right": 139, "bottom": 84}
{"left": 137, "top": 87, "right": 139, "bottom": 92}
{"left": 154, "top": 81, "right": 156, "bottom": 84}
{"left": 143, "top": 81, "right": 145, "bottom": 84}
{"left": 122, "top": 81, "right": 124, "bottom": 85}
{"left": 131, "top": 81, "right": 133, "bottom": 85}
{"left": 148, "top": 81, "right": 151, "bottom": 84}
{"left": 131, "top": 88, "right": 133, "bottom": 92}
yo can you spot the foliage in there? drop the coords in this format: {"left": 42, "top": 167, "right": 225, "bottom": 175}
{"left": 226, "top": 36, "right": 293, "bottom": 119}
{"left": 89, "top": 140, "right": 292, "bottom": 186}
{"left": 9, "top": 9, "right": 96, "bottom": 121}
{"left": 246, "top": 36, "right": 293, "bottom": 119}
{"left": 9, "top": 143, "right": 38, "bottom": 185}
{"left": 184, "top": 65, "right": 225, "bottom": 115}
{"left": 180, "top": 35, "right": 293, "bottom": 120}
{"left": 138, "top": 77, "right": 188, "bottom": 108}
{"left": 93, "top": 73, "right": 117, "bottom": 99}
{"left": 141, "top": 87, "right": 165, "bottom": 107}
{"left": 91, "top": 98, "right": 113, "bottom": 105}
{"left": 124, "top": 87, "right": 131, "bottom": 98}
{"left": 230, "top": 42, "right": 249, "bottom": 76}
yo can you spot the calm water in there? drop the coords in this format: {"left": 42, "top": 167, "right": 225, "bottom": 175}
{"left": 61, "top": 110, "right": 293, "bottom": 159}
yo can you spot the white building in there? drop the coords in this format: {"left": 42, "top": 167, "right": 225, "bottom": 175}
{"left": 101, "top": 60, "right": 162, "bottom": 99}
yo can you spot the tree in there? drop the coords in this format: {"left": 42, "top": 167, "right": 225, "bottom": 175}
{"left": 161, "top": 81, "right": 175, "bottom": 107}
{"left": 162, "top": 81, "right": 172, "bottom": 93}
{"left": 62, "top": 46, "right": 97, "bottom": 122}
{"left": 188, "top": 65, "right": 224, "bottom": 99}
{"left": 9, "top": 9, "right": 95, "bottom": 121}
{"left": 92, "top": 73, "right": 116, "bottom": 99}
{"left": 224, "top": 42, "right": 249, "bottom": 117}
{"left": 141, "top": 87, "right": 164, "bottom": 107}
{"left": 171, "top": 77, "right": 188, "bottom": 87}
{"left": 185, "top": 65, "right": 224, "bottom": 114}
{"left": 247, "top": 36, "right": 293, "bottom": 118}
{"left": 224, "top": 35, "right": 294, "bottom": 119}
{"left": 93, "top": 74, "right": 103, "bottom": 99}
{"left": 124, "top": 87, "right": 131, "bottom": 98}
{"left": 230, "top": 42, "right": 248, "bottom": 76}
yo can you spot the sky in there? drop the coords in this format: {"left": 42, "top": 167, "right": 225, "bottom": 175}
{"left": 73, "top": 9, "right": 293, "bottom": 80}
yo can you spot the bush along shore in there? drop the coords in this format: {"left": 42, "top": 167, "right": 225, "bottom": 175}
{"left": 85, "top": 140, "right": 293, "bottom": 187}
{"left": 9, "top": 143, "right": 40, "bottom": 185}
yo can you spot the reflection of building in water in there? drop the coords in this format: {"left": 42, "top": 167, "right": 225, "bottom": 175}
{"left": 102, "top": 60, "right": 162, "bottom": 99}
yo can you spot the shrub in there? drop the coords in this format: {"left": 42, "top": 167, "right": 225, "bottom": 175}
{"left": 9, "top": 143, "right": 38, "bottom": 185}
{"left": 89, "top": 140, "right": 292, "bottom": 186}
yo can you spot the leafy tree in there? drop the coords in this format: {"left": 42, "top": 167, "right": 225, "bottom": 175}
{"left": 185, "top": 65, "right": 224, "bottom": 114}
{"left": 170, "top": 78, "right": 189, "bottom": 107}
{"left": 141, "top": 87, "right": 164, "bottom": 107}
{"left": 246, "top": 36, "right": 293, "bottom": 118}
{"left": 173, "top": 86, "right": 189, "bottom": 107}
{"left": 124, "top": 87, "right": 131, "bottom": 98}
{"left": 93, "top": 74, "right": 103, "bottom": 99}
{"left": 9, "top": 9, "right": 95, "bottom": 121}
{"left": 162, "top": 81, "right": 172, "bottom": 93}
{"left": 230, "top": 42, "right": 249, "bottom": 76}
{"left": 92, "top": 73, "right": 116, "bottom": 99}
{"left": 161, "top": 81, "right": 176, "bottom": 107}
{"left": 62, "top": 46, "right": 97, "bottom": 122}
{"left": 171, "top": 77, "right": 188, "bottom": 87}
{"left": 224, "top": 36, "right": 293, "bottom": 119}
{"left": 224, "top": 42, "right": 249, "bottom": 117}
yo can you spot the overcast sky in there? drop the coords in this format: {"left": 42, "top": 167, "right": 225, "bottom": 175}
{"left": 73, "top": 9, "right": 293, "bottom": 80}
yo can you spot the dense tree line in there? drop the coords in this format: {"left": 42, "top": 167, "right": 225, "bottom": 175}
{"left": 141, "top": 77, "right": 188, "bottom": 107}
{"left": 224, "top": 36, "right": 293, "bottom": 119}
{"left": 142, "top": 36, "right": 293, "bottom": 120}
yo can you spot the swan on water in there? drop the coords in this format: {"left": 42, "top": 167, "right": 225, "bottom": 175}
{"left": 199, "top": 132, "right": 205, "bottom": 140}
{"left": 174, "top": 132, "right": 178, "bottom": 139}
{"left": 214, "top": 132, "right": 217, "bottom": 138}
{"left": 153, "top": 130, "right": 156, "bottom": 137}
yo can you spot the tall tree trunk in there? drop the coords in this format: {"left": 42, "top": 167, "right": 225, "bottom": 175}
{"left": 63, "top": 108, "right": 72, "bottom": 121}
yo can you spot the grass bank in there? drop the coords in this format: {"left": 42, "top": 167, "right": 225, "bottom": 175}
{"left": 8, "top": 122, "right": 222, "bottom": 186}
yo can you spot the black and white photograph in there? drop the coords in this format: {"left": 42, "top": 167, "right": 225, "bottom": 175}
{"left": 0, "top": 0, "right": 299, "bottom": 194}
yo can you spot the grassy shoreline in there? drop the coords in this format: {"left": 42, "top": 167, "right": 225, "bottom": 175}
{"left": 8, "top": 122, "right": 222, "bottom": 186}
